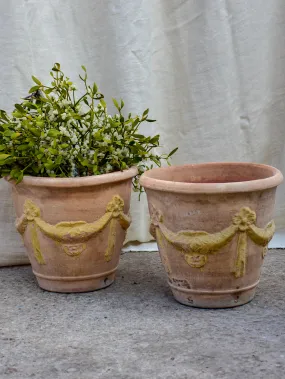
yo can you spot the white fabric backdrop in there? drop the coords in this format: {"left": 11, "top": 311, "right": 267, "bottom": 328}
{"left": 1, "top": 0, "right": 285, "bottom": 265}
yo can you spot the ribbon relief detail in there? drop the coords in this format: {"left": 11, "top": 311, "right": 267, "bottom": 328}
{"left": 16, "top": 195, "right": 130, "bottom": 265}
{"left": 150, "top": 205, "right": 275, "bottom": 278}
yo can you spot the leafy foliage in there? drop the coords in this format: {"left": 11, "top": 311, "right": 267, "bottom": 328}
{"left": 0, "top": 63, "right": 177, "bottom": 190}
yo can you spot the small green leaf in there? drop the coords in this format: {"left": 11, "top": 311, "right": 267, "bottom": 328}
{"left": 100, "top": 99, "right": 107, "bottom": 109}
{"left": 112, "top": 98, "right": 120, "bottom": 110}
{"left": 132, "top": 118, "right": 140, "bottom": 127}
{"left": 23, "top": 102, "right": 37, "bottom": 109}
{"left": 55, "top": 156, "right": 62, "bottom": 165}
{"left": 29, "top": 85, "right": 40, "bottom": 93}
{"left": 72, "top": 114, "right": 81, "bottom": 120}
{"left": 93, "top": 83, "right": 98, "bottom": 94}
{"left": 15, "top": 104, "right": 25, "bottom": 113}
{"left": 81, "top": 65, "right": 87, "bottom": 72}
{"left": 11, "top": 132, "right": 21, "bottom": 140}
{"left": 18, "top": 145, "right": 30, "bottom": 151}
{"left": 120, "top": 99, "right": 124, "bottom": 109}
{"left": 0, "top": 158, "right": 13, "bottom": 166}
{"left": 150, "top": 135, "right": 160, "bottom": 144}
{"left": 48, "top": 148, "right": 58, "bottom": 155}
{"left": 52, "top": 64, "right": 60, "bottom": 72}
{"left": 142, "top": 108, "right": 149, "bottom": 117}
{"left": 3, "top": 130, "right": 13, "bottom": 137}
{"left": 12, "top": 112, "right": 24, "bottom": 119}
{"left": 16, "top": 171, "right": 24, "bottom": 184}
{"left": 44, "top": 88, "right": 54, "bottom": 94}
{"left": 30, "top": 128, "right": 41, "bottom": 137}
{"left": 80, "top": 158, "right": 89, "bottom": 167}
{"left": 168, "top": 147, "right": 178, "bottom": 157}
{"left": 134, "top": 134, "right": 145, "bottom": 139}
{"left": 0, "top": 154, "right": 11, "bottom": 161}
{"left": 39, "top": 97, "right": 49, "bottom": 103}
{"left": 0, "top": 110, "right": 9, "bottom": 121}
{"left": 32, "top": 166, "right": 40, "bottom": 174}
{"left": 32, "top": 76, "right": 41, "bottom": 85}
{"left": 47, "top": 129, "right": 60, "bottom": 137}
{"left": 44, "top": 162, "right": 56, "bottom": 170}
{"left": 152, "top": 156, "right": 161, "bottom": 166}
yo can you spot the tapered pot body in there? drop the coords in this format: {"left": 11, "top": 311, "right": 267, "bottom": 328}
{"left": 9, "top": 167, "right": 137, "bottom": 293}
{"left": 140, "top": 163, "right": 283, "bottom": 308}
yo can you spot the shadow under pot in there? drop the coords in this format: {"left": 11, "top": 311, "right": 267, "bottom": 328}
{"left": 7, "top": 167, "right": 137, "bottom": 293}
{"left": 140, "top": 162, "right": 283, "bottom": 308}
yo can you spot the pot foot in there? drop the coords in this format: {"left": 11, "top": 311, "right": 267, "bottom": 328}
{"left": 34, "top": 270, "right": 116, "bottom": 293}
{"left": 171, "top": 286, "right": 257, "bottom": 309}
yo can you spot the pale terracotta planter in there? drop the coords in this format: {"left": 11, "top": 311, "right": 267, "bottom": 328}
{"left": 140, "top": 163, "right": 283, "bottom": 308}
{"left": 8, "top": 167, "right": 137, "bottom": 293}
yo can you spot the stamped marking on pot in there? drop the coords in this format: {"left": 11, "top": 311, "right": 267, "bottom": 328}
{"left": 187, "top": 296, "right": 194, "bottom": 305}
{"left": 16, "top": 195, "right": 131, "bottom": 264}
{"left": 187, "top": 210, "right": 201, "bottom": 216}
{"left": 150, "top": 204, "right": 275, "bottom": 278}
{"left": 171, "top": 278, "right": 191, "bottom": 289}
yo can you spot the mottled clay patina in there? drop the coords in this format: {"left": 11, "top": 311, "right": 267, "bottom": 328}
{"left": 9, "top": 167, "right": 137, "bottom": 293}
{"left": 140, "top": 163, "right": 283, "bottom": 308}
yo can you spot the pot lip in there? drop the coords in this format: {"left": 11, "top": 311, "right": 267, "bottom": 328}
{"left": 139, "top": 162, "right": 283, "bottom": 194}
{"left": 6, "top": 166, "right": 138, "bottom": 188}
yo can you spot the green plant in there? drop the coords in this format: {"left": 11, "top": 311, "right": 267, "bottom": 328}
{"left": 0, "top": 63, "right": 177, "bottom": 191}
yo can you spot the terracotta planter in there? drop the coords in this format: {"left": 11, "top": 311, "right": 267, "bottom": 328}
{"left": 8, "top": 167, "right": 137, "bottom": 293}
{"left": 140, "top": 163, "right": 283, "bottom": 308}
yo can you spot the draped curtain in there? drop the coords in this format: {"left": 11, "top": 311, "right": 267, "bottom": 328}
{"left": 1, "top": 0, "right": 285, "bottom": 265}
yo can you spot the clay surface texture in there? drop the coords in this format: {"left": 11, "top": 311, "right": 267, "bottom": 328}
{"left": 9, "top": 167, "right": 137, "bottom": 293}
{"left": 140, "top": 163, "right": 283, "bottom": 308}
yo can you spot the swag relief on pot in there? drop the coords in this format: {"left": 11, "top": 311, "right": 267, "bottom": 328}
{"left": 150, "top": 204, "right": 275, "bottom": 277}
{"left": 16, "top": 195, "right": 130, "bottom": 263}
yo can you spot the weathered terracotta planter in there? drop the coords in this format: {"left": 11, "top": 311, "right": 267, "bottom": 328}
{"left": 8, "top": 167, "right": 137, "bottom": 293}
{"left": 140, "top": 163, "right": 283, "bottom": 308}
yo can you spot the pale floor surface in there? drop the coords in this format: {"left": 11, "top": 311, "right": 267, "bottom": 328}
{"left": 0, "top": 251, "right": 285, "bottom": 379}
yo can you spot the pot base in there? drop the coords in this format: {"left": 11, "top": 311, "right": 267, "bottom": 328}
{"left": 170, "top": 282, "right": 257, "bottom": 309}
{"left": 33, "top": 270, "right": 116, "bottom": 293}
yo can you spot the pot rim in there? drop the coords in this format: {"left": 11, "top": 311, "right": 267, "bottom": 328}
{"left": 139, "top": 162, "right": 283, "bottom": 194}
{"left": 6, "top": 166, "right": 138, "bottom": 188}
